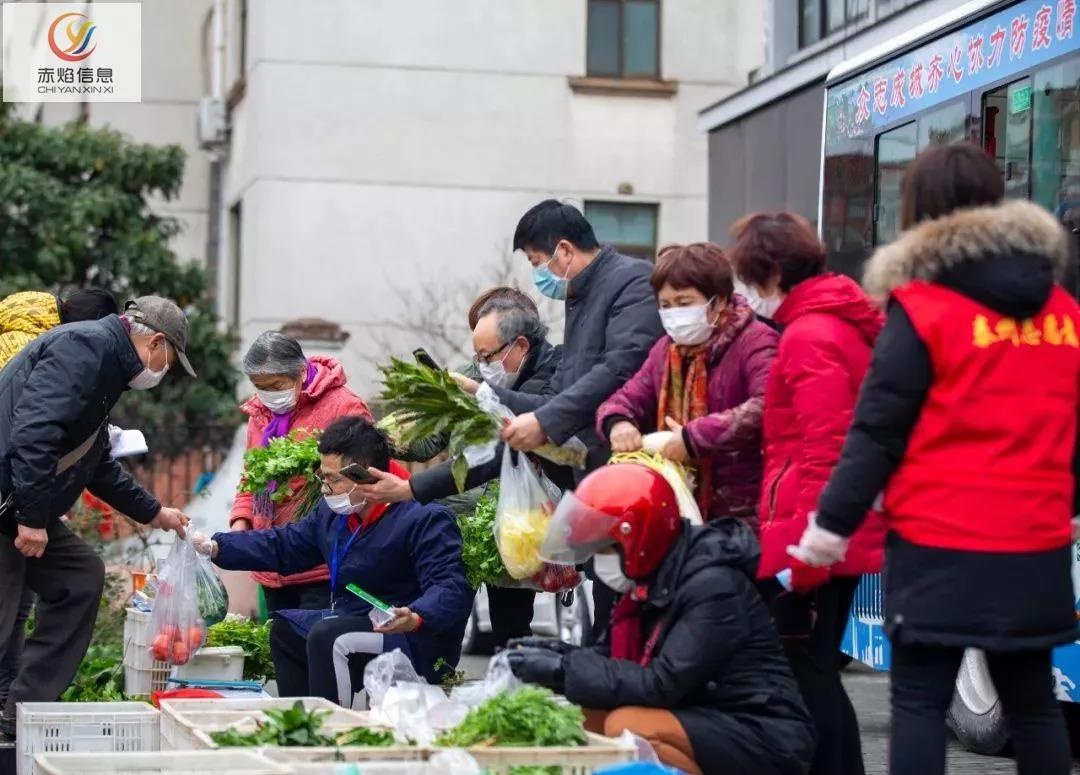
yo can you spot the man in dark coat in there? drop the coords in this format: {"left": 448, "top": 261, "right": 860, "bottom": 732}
{"left": 507, "top": 464, "right": 814, "bottom": 775}
{"left": 358, "top": 296, "right": 569, "bottom": 647}
{"left": 194, "top": 416, "right": 474, "bottom": 704}
{"left": 495, "top": 200, "right": 664, "bottom": 641}
{"left": 0, "top": 296, "right": 192, "bottom": 736}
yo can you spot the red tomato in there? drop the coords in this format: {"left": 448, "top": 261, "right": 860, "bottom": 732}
{"left": 186, "top": 626, "right": 205, "bottom": 650}
{"left": 171, "top": 641, "right": 190, "bottom": 665}
{"left": 160, "top": 625, "right": 181, "bottom": 642}
{"left": 150, "top": 635, "right": 170, "bottom": 662}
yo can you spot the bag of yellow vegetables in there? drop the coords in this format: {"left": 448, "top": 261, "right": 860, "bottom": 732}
{"left": 494, "top": 446, "right": 561, "bottom": 580}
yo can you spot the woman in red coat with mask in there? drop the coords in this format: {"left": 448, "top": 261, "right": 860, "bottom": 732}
{"left": 730, "top": 212, "right": 886, "bottom": 775}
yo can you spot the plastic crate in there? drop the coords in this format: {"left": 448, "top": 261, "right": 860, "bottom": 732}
{"left": 159, "top": 697, "right": 369, "bottom": 751}
{"left": 17, "top": 701, "right": 160, "bottom": 775}
{"left": 169, "top": 646, "right": 245, "bottom": 683}
{"left": 124, "top": 608, "right": 171, "bottom": 696}
{"left": 461, "top": 732, "right": 636, "bottom": 775}
{"left": 32, "top": 750, "right": 291, "bottom": 775}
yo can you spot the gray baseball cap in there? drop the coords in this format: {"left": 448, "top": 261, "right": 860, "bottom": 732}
{"left": 124, "top": 296, "right": 197, "bottom": 377}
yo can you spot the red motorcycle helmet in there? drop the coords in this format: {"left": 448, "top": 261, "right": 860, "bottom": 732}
{"left": 540, "top": 463, "right": 682, "bottom": 579}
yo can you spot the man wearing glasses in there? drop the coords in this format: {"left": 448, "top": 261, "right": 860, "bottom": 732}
{"left": 191, "top": 415, "right": 472, "bottom": 706}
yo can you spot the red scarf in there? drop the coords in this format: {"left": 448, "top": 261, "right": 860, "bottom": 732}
{"left": 608, "top": 591, "right": 664, "bottom": 666}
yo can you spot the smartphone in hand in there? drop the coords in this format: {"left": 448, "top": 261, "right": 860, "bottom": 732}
{"left": 413, "top": 348, "right": 441, "bottom": 371}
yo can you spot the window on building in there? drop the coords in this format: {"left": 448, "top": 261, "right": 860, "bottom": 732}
{"left": 587, "top": 0, "right": 660, "bottom": 79}
{"left": 584, "top": 201, "right": 659, "bottom": 260}
{"left": 799, "top": 0, "right": 869, "bottom": 49}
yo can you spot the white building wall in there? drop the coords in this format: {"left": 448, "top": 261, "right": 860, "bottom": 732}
{"left": 222, "top": 0, "right": 762, "bottom": 394}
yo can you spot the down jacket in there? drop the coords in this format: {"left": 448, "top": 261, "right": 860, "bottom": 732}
{"left": 0, "top": 292, "right": 61, "bottom": 370}
{"left": 0, "top": 316, "right": 160, "bottom": 530}
{"left": 817, "top": 200, "right": 1079, "bottom": 651}
{"left": 213, "top": 498, "right": 474, "bottom": 681}
{"left": 596, "top": 297, "right": 777, "bottom": 527}
{"left": 563, "top": 520, "right": 814, "bottom": 775}
{"left": 230, "top": 355, "right": 371, "bottom": 589}
{"left": 756, "top": 274, "right": 887, "bottom": 582}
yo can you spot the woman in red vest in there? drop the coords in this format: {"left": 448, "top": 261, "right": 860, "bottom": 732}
{"left": 730, "top": 212, "right": 885, "bottom": 775}
{"left": 791, "top": 143, "right": 1080, "bottom": 775}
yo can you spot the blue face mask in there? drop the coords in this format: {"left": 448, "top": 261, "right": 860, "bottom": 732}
{"left": 533, "top": 248, "right": 570, "bottom": 300}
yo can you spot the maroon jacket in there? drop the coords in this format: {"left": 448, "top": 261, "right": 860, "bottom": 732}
{"left": 757, "top": 274, "right": 887, "bottom": 583}
{"left": 596, "top": 298, "right": 778, "bottom": 527}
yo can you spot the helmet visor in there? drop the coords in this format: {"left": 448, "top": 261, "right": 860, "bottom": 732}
{"left": 540, "top": 490, "right": 620, "bottom": 566}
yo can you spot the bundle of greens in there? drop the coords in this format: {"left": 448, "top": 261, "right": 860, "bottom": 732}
{"left": 238, "top": 431, "right": 322, "bottom": 518}
{"left": 210, "top": 700, "right": 396, "bottom": 748}
{"left": 207, "top": 614, "right": 275, "bottom": 681}
{"left": 609, "top": 451, "right": 702, "bottom": 524}
{"left": 458, "top": 484, "right": 507, "bottom": 589}
{"left": 435, "top": 687, "right": 587, "bottom": 748}
{"left": 61, "top": 645, "right": 124, "bottom": 702}
{"left": 380, "top": 359, "right": 498, "bottom": 491}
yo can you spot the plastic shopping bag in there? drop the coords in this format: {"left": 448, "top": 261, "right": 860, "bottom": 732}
{"left": 494, "top": 446, "right": 560, "bottom": 580}
{"left": 472, "top": 383, "right": 589, "bottom": 470}
{"left": 195, "top": 552, "right": 228, "bottom": 626}
{"left": 148, "top": 536, "right": 207, "bottom": 665}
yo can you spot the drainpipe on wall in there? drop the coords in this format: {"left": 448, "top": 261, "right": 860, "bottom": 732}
{"left": 203, "top": 0, "right": 227, "bottom": 316}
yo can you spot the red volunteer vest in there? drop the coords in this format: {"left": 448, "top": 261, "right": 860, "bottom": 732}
{"left": 886, "top": 281, "right": 1079, "bottom": 553}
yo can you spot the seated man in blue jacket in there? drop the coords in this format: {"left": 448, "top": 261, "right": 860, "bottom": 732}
{"left": 192, "top": 415, "right": 473, "bottom": 706}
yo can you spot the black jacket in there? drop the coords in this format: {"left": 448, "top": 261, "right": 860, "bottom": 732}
{"left": 493, "top": 247, "right": 663, "bottom": 473}
{"left": 817, "top": 200, "right": 1077, "bottom": 651}
{"left": 0, "top": 316, "right": 160, "bottom": 530}
{"left": 563, "top": 521, "right": 814, "bottom": 775}
{"left": 408, "top": 340, "right": 573, "bottom": 504}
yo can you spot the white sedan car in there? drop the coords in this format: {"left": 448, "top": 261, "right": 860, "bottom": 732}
{"left": 462, "top": 580, "right": 595, "bottom": 654}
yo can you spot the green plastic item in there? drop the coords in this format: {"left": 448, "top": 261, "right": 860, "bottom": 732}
{"left": 257, "top": 585, "right": 268, "bottom": 623}
{"left": 345, "top": 583, "right": 393, "bottom": 612}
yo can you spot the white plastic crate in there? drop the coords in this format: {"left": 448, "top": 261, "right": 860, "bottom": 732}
{"left": 169, "top": 646, "right": 245, "bottom": 683}
{"left": 123, "top": 608, "right": 171, "bottom": 697}
{"left": 17, "top": 701, "right": 159, "bottom": 775}
{"left": 32, "top": 750, "right": 291, "bottom": 775}
{"left": 158, "top": 697, "right": 368, "bottom": 751}
{"left": 461, "top": 732, "right": 636, "bottom": 775}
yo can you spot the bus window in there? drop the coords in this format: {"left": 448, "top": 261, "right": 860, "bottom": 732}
{"left": 1034, "top": 57, "right": 1080, "bottom": 296}
{"left": 918, "top": 101, "right": 967, "bottom": 152}
{"left": 983, "top": 78, "right": 1032, "bottom": 200}
{"left": 874, "top": 122, "right": 916, "bottom": 246}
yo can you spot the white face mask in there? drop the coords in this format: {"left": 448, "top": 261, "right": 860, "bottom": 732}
{"left": 128, "top": 345, "right": 170, "bottom": 391}
{"left": 745, "top": 288, "right": 783, "bottom": 319}
{"left": 659, "top": 301, "right": 717, "bottom": 346}
{"left": 256, "top": 386, "right": 298, "bottom": 415}
{"left": 593, "top": 553, "right": 633, "bottom": 593}
{"left": 325, "top": 486, "right": 366, "bottom": 515}
{"left": 476, "top": 343, "right": 523, "bottom": 389}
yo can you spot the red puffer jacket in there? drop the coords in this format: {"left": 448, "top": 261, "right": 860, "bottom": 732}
{"left": 757, "top": 274, "right": 887, "bottom": 585}
{"left": 230, "top": 355, "right": 372, "bottom": 588}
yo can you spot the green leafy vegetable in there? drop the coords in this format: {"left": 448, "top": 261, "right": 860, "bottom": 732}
{"left": 433, "top": 657, "right": 468, "bottom": 691}
{"left": 210, "top": 700, "right": 398, "bottom": 748}
{"left": 207, "top": 614, "right": 275, "bottom": 681}
{"left": 379, "top": 359, "right": 498, "bottom": 492}
{"left": 61, "top": 645, "right": 124, "bottom": 702}
{"left": 458, "top": 483, "right": 507, "bottom": 589}
{"left": 435, "top": 687, "right": 587, "bottom": 748}
{"left": 238, "top": 431, "right": 322, "bottom": 516}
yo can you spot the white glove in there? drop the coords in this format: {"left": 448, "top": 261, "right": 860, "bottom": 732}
{"left": 786, "top": 513, "right": 849, "bottom": 568}
{"left": 190, "top": 531, "right": 217, "bottom": 558}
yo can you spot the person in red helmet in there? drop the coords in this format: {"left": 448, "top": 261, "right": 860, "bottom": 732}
{"left": 506, "top": 464, "right": 814, "bottom": 775}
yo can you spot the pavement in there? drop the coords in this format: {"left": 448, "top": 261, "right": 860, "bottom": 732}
{"left": 461, "top": 655, "right": 1080, "bottom": 773}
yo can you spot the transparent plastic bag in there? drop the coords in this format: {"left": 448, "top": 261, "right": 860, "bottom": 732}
{"left": 474, "top": 383, "right": 588, "bottom": 469}
{"left": 195, "top": 553, "right": 228, "bottom": 625}
{"left": 147, "top": 537, "right": 206, "bottom": 665}
{"left": 494, "top": 446, "right": 559, "bottom": 580}
{"left": 363, "top": 648, "right": 422, "bottom": 710}
{"left": 363, "top": 649, "right": 463, "bottom": 745}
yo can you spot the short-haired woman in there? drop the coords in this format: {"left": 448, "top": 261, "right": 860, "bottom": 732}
{"left": 230, "top": 331, "right": 372, "bottom": 613}
{"left": 791, "top": 143, "right": 1079, "bottom": 775}
{"left": 596, "top": 243, "right": 777, "bottom": 526}
{"left": 729, "top": 212, "right": 886, "bottom": 775}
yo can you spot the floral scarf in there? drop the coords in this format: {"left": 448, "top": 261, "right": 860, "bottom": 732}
{"left": 657, "top": 342, "right": 713, "bottom": 516}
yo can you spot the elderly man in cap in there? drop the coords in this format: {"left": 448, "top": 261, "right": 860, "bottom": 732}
{"left": 0, "top": 295, "right": 193, "bottom": 737}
